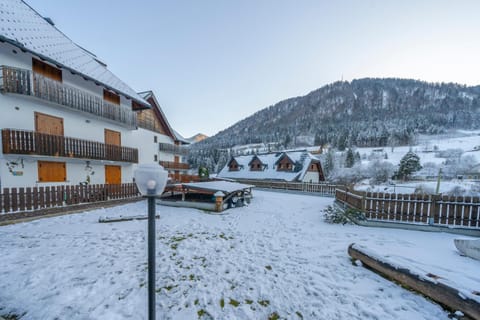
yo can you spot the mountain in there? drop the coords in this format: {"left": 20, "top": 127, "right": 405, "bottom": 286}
{"left": 187, "top": 133, "right": 208, "bottom": 144}
{"left": 189, "top": 78, "right": 480, "bottom": 171}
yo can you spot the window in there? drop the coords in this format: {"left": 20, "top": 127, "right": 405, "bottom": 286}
{"left": 32, "top": 58, "right": 62, "bottom": 82}
{"left": 35, "top": 112, "right": 64, "bottom": 135}
{"left": 38, "top": 161, "right": 66, "bottom": 182}
{"left": 154, "top": 136, "right": 158, "bottom": 143}
{"left": 103, "top": 89, "right": 120, "bottom": 105}
{"left": 154, "top": 155, "right": 158, "bottom": 162}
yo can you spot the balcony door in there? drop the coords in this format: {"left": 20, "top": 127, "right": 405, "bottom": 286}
{"left": 35, "top": 112, "right": 64, "bottom": 156}
{"left": 105, "top": 165, "right": 121, "bottom": 184}
{"left": 105, "top": 129, "right": 121, "bottom": 160}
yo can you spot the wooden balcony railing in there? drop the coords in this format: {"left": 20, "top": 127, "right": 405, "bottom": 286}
{"left": 159, "top": 161, "right": 189, "bottom": 170}
{"left": 2, "top": 129, "right": 138, "bottom": 163}
{"left": 158, "top": 142, "right": 189, "bottom": 156}
{"left": 0, "top": 65, "right": 137, "bottom": 128}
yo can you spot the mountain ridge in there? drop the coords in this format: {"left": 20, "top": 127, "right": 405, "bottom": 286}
{"left": 189, "top": 77, "right": 480, "bottom": 171}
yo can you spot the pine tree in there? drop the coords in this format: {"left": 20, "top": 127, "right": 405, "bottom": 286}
{"left": 324, "top": 150, "right": 335, "bottom": 176}
{"left": 354, "top": 151, "right": 361, "bottom": 163}
{"left": 345, "top": 149, "right": 355, "bottom": 168}
{"left": 395, "top": 151, "right": 422, "bottom": 180}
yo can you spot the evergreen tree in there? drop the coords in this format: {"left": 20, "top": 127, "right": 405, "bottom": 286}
{"left": 324, "top": 150, "right": 335, "bottom": 176}
{"left": 354, "top": 151, "right": 361, "bottom": 163}
{"left": 395, "top": 151, "right": 422, "bottom": 180}
{"left": 345, "top": 149, "right": 355, "bottom": 168}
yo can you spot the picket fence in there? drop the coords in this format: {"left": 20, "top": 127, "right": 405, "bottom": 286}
{"left": 335, "top": 188, "right": 480, "bottom": 229}
{"left": 234, "top": 179, "right": 338, "bottom": 196}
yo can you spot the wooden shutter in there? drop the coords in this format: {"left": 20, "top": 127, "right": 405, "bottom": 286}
{"left": 103, "top": 89, "right": 120, "bottom": 105}
{"left": 35, "top": 112, "right": 64, "bottom": 136}
{"left": 104, "top": 129, "right": 121, "bottom": 146}
{"left": 32, "top": 58, "right": 62, "bottom": 82}
{"left": 105, "top": 165, "right": 122, "bottom": 184}
{"left": 38, "top": 161, "right": 66, "bottom": 182}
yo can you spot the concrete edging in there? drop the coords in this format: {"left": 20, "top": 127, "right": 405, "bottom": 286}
{"left": 348, "top": 243, "right": 480, "bottom": 319}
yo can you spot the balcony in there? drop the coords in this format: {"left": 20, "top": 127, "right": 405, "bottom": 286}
{"left": 2, "top": 129, "right": 138, "bottom": 163}
{"left": 159, "top": 160, "right": 189, "bottom": 171}
{"left": 0, "top": 65, "right": 137, "bottom": 128}
{"left": 158, "top": 142, "right": 189, "bottom": 156}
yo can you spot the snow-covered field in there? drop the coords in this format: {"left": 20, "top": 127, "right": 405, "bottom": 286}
{"left": 357, "top": 130, "right": 480, "bottom": 166}
{"left": 0, "top": 190, "right": 478, "bottom": 320}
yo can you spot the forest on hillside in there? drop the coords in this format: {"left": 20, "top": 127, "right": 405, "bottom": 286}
{"left": 189, "top": 78, "right": 480, "bottom": 172}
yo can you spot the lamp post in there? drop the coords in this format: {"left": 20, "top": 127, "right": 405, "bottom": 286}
{"left": 134, "top": 164, "right": 168, "bottom": 320}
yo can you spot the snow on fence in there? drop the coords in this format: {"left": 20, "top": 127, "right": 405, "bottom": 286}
{"left": 0, "top": 183, "right": 139, "bottom": 214}
{"left": 234, "top": 179, "right": 338, "bottom": 196}
{"left": 335, "top": 188, "right": 480, "bottom": 229}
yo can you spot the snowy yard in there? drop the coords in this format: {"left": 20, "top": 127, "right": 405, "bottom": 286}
{"left": 0, "top": 190, "right": 478, "bottom": 319}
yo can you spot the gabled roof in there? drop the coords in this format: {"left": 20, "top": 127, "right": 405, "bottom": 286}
{"left": 218, "top": 151, "right": 321, "bottom": 182}
{"left": 275, "top": 153, "right": 294, "bottom": 166}
{"left": 0, "top": 0, "right": 149, "bottom": 107}
{"left": 138, "top": 90, "right": 190, "bottom": 145}
{"left": 137, "top": 90, "right": 176, "bottom": 139}
{"left": 173, "top": 130, "right": 191, "bottom": 145}
{"left": 248, "top": 155, "right": 264, "bottom": 166}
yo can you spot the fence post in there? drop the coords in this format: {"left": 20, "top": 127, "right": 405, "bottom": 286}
{"left": 429, "top": 194, "right": 437, "bottom": 225}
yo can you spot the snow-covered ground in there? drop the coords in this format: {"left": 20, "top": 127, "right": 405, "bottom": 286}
{"left": 357, "top": 130, "right": 480, "bottom": 167}
{"left": 355, "top": 179, "right": 480, "bottom": 194}
{"left": 0, "top": 190, "right": 478, "bottom": 320}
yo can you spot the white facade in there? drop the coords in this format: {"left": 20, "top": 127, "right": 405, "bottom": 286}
{"left": 133, "top": 127, "right": 175, "bottom": 165}
{"left": 0, "top": 1, "right": 190, "bottom": 189}
{"left": 0, "top": 39, "right": 140, "bottom": 188}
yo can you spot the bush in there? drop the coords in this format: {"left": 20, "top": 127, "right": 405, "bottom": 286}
{"left": 323, "top": 205, "right": 365, "bottom": 225}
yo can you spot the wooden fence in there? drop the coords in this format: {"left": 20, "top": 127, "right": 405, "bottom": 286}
{"left": 0, "top": 183, "right": 139, "bottom": 214}
{"left": 335, "top": 188, "right": 480, "bottom": 229}
{"left": 234, "top": 179, "right": 338, "bottom": 196}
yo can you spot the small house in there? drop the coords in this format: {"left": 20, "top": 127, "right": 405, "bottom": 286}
{"left": 218, "top": 151, "right": 325, "bottom": 183}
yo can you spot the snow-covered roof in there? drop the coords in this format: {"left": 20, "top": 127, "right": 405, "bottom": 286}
{"left": 183, "top": 181, "right": 254, "bottom": 194}
{"left": 218, "top": 151, "right": 321, "bottom": 182}
{"left": 138, "top": 90, "right": 190, "bottom": 144}
{"left": 0, "top": 0, "right": 149, "bottom": 106}
{"left": 173, "top": 130, "right": 190, "bottom": 145}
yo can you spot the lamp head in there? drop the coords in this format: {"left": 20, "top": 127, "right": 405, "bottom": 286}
{"left": 134, "top": 164, "right": 168, "bottom": 196}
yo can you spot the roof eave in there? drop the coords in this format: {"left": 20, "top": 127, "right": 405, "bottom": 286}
{"left": 0, "top": 35, "right": 150, "bottom": 108}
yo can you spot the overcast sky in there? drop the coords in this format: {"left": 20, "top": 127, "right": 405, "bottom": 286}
{"left": 26, "top": 0, "right": 480, "bottom": 138}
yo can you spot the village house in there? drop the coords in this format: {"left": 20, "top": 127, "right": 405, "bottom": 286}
{"left": 217, "top": 151, "right": 325, "bottom": 183}
{"left": 134, "top": 91, "right": 191, "bottom": 182}
{"left": 0, "top": 0, "right": 183, "bottom": 189}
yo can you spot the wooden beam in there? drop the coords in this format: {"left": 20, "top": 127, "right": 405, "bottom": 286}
{"left": 98, "top": 214, "right": 160, "bottom": 223}
{"left": 348, "top": 244, "right": 480, "bottom": 320}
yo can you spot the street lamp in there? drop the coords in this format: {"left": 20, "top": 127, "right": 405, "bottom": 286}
{"left": 134, "top": 164, "right": 168, "bottom": 320}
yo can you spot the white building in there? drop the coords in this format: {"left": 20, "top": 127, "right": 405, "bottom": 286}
{"left": 134, "top": 91, "right": 191, "bottom": 182}
{"left": 217, "top": 151, "right": 325, "bottom": 183}
{"left": 0, "top": 0, "right": 151, "bottom": 188}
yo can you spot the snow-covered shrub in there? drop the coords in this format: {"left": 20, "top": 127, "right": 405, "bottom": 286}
{"left": 328, "top": 164, "right": 366, "bottom": 184}
{"left": 367, "top": 160, "right": 395, "bottom": 184}
{"left": 435, "top": 148, "right": 463, "bottom": 159}
{"left": 323, "top": 205, "right": 365, "bottom": 224}
{"left": 414, "top": 184, "right": 435, "bottom": 195}
{"left": 446, "top": 186, "right": 467, "bottom": 197}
